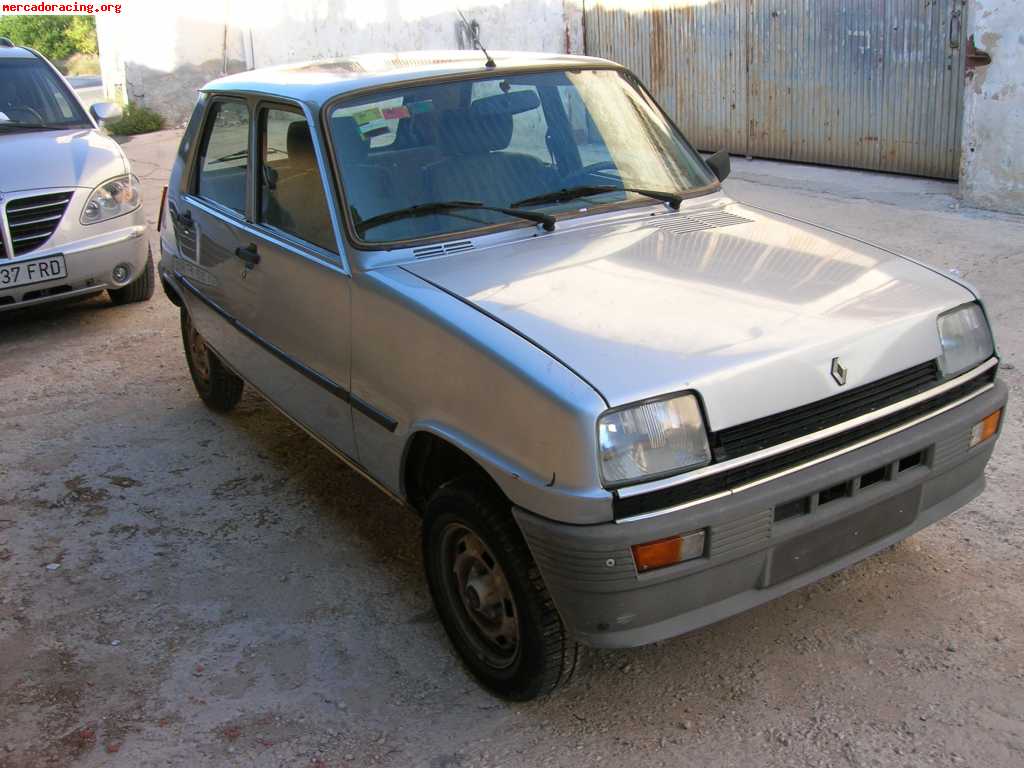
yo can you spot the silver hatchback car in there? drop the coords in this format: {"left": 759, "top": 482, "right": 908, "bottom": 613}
{"left": 0, "top": 39, "right": 152, "bottom": 311}
{"left": 159, "top": 51, "right": 1006, "bottom": 700}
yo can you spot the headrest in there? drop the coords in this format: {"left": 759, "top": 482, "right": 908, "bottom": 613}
{"left": 330, "top": 115, "right": 369, "bottom": 163}
{"left": 286, "top": 121, "right": 316, "bottom": 167}
{"left": 470, "top": 89, "right": 540, "bottom": 118}
{"left": 438, "top": 109, "right": 513, "bottom": 156}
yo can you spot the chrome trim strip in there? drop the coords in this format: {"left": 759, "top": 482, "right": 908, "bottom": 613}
{"left": 174, "top": 271, "right": 397, "bottom": 432}
{"left": 616, "top": 381, "right": 996, "bottom": 523}
{"left": 197, "top": 333, "right": 407, "bottom": 508}
{"left": 0, "top": 194, "right": 11, "bottom": 260}
{"left": 616, "top": 357, "right": 999, "bottom": 500}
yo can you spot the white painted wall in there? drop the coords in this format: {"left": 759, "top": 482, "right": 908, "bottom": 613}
{"left": 97, "top": 0, "right": 579, "bottom": 124}
{"left": 960, "top": 0, "right": 1024, "bottom": 214}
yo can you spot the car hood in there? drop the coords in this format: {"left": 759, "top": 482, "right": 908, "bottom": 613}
{"left": 403, "top": 199, "right": 975, "bottom": 431}
{"left": 0, "top": 128, "right": 126, "bottom": 194}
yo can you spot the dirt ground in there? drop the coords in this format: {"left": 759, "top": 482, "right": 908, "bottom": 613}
{"left": 1, "top": 130, "right": 1023, "bottom": 768}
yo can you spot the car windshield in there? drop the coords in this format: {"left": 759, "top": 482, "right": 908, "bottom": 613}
{"left": 327, "top": 68, "right": 717, "bottom": 245}
{"left": 0, "top": 59, "right": 91, "bottom": 130}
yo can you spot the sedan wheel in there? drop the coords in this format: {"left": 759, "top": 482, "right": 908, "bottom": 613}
{"left": 180, "top": 307, "right": 244, "bottom": 412}
{"left": 423, "top": 478, "right": 580, "bottom": 700}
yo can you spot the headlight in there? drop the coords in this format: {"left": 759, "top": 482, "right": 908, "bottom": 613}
{"left": 81, "top": 174, "right": 141, "bottom": 225}
{"left": 937, "top": 303, "right": 994, "bottom": 377}
{"left": 598, "top": 393, "right": 711, "bottom": 487}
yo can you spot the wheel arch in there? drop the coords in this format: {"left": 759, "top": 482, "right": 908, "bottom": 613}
{"left": 401, "top": 429, "right": 510, "bottom": 514}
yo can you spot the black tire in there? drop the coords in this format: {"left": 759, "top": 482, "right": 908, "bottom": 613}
{"left": 108, "top": 247, "right": 156, "bottom": 305}
{"left": 423, "top": 478, "right": 579, "bottom": 700}
{"left": 180, "top": 307, "right": 244, "bottom": 412}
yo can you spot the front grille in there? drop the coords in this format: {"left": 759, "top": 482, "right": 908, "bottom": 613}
{"left": 710, "top": 361, "right": 942, "bottom": 461}
{"left": 613, "top": 364, "right": 996, "bottom": 520}
{"left": 4, "top": 192, "right": 73, "bottom": 257}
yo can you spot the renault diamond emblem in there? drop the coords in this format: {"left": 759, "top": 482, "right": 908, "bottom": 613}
{"left": 831, "top": 357, "right": 848, "bottom": 386}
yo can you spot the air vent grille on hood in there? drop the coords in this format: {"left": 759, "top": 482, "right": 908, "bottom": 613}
{"left": 650, "top": 210, "right": 752, "bottom": 236}
{"left": 413, "top": 240, "right": 475, "bottom": 259}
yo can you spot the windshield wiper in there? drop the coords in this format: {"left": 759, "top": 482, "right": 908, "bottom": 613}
{"left": 355, "top": 200, "right": 556, "bottom": 237}
{"left": 512, "top": 185, "right": 683, "bottom": 210}
{"left": 0, "top": 122, "right": 71, "bottom": 131}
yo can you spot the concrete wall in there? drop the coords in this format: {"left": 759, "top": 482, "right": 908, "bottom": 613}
{"left": 97, "top": 0, "right": 582, "bottom": 126}
{"left": 960, "top": 0, "right": 1024, "bottom": 215}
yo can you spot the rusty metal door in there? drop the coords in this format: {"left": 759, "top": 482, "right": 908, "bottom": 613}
{"left": 584, "top": 0, "right": 968, "bottom": 179}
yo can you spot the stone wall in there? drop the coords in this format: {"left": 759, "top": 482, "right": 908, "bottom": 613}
{"left": 960, "top": 0, "right": 1024, "bottom": 214}
{"left": 96, "top": 0, "right": 582, "bottom": 126}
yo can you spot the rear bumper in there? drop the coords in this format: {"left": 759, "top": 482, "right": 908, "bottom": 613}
{"left": 0, "top": 219, "right": 148, "bottom": 311}
{"left": 514, "top": 379, "right": 1007, "bottom": 648}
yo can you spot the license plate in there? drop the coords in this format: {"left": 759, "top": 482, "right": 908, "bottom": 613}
{"left": 0, "top": 254, "right": 67, "bottom": 289}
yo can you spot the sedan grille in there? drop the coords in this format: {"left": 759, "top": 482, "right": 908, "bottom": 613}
{"left": 710, "top": 361, "right": 942, "bottom": 461}
{"left": 3, "top": 192, "right": 74, "bottom": 257}
{"left": 613, "top": 362, "right": 995, "bottom": 520}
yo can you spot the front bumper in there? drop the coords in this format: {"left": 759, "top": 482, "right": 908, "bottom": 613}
{"left": 514, "top": 379, "right": 1007, "bottom": 648}
{"left": 0, "top": 218, "right": 148, "bottom": 312}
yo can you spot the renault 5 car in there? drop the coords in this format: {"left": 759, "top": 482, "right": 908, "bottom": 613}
{"left": 157, "top": 51, "right": 1006, "bottom": 700}
{"left": 0, "top": 38, "right": 152, "bottom": 311}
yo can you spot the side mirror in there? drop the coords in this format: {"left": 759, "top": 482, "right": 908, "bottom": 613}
{"left": 90, "top": 102, "right": 123, "bottom": 124}
{"left": 706, "top": 150, "right": 731, "bottom": 182}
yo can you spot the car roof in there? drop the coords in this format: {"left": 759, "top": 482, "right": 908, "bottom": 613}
{"left": 202, "top": 50, "right": 622, "bottom": 105}
{"left": 0, "top": 44, "right": 39, "bottom": 60}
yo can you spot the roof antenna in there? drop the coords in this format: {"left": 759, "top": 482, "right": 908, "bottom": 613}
{"left": 457, "top": 8, "right": 496, "bottom": 69}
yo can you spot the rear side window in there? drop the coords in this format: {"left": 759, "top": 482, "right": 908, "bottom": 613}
{"left": 195, "top": 100, "right": 249, "bottom": 214}
{"left": 257, "top": 107, "right": 336, "bottom": 253}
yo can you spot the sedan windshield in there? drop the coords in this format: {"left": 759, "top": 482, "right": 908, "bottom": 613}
{"left": 327, "top": 68, "right": 716, "bottom": 245}
{"left": 0, "top": 60, "right": 91, "bottom": 130}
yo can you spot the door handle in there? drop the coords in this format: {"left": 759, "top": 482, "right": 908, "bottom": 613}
{"left": 235, "top": 243, "right": 260, "bottom": 267}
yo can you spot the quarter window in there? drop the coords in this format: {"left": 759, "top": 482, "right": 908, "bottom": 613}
{"left": 195, "top": 100, "right": 249, "bottom": 214}
{"left": 257, "top": 107, "right": 336, "bottom": 253}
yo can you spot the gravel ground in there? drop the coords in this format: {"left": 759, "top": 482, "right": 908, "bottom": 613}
{"left": 1, "top": 130, "right": 1022, "bottom": 768}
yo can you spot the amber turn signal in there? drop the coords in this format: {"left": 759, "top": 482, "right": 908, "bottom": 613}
{"left": 632, "top": 529, "right": 706, "bottom": 573}
{"left": 969, "top": 409, "right": 1002, "bottom": 448}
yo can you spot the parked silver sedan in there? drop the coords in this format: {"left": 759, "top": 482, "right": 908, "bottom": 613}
{"left": 158, "top": 51, "right": 1006, "bottom": 700}
{"left": 0, "top": 39, "right": 152, "bottom": 311}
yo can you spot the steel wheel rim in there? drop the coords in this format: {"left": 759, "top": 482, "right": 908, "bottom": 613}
{"left": 439, "top": 522, "right": 519, "bottom": 669}
{"left": 187, "top": 323, "right": 211, "bottom": 383}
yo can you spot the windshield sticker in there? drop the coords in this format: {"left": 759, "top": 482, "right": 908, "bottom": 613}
{"left": 382, "top": 105, "right": 410, "bottom": 120}
{"left": 359, "top": 119, "right": 391, "bottom": 139}
{"left": 352, "top": 107, "right": 383, "bottom": 125}
{"left": 407, "top": 99, "right": 434, "bottom": 115}
{"left": 0, "top": 112, "right": 9, "bottom": 122}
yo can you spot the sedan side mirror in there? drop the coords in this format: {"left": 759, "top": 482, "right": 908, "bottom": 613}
{"left": 706, "top": 150, "right": 731, "bottom": 182}
{"left": 90, "top": 102, "right": 123, "bottom": 124}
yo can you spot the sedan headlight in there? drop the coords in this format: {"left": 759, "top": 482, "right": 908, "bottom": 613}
{"left": 81, "top": 174, "right": 141, "bottom": 225}
{"left": 937, "top": 303, "right": 994, "bottom": 377}
{"left": 598, "top": 393, "right": 711, "bottom": 487}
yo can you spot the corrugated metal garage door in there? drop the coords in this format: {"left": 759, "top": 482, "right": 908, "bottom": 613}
{"left": 584, "top": 0, "right": 968, "bottom": 179}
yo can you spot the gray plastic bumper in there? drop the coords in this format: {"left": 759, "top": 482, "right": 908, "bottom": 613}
{"left": 514, "top": 380, "right": 1007, "bottom": 648}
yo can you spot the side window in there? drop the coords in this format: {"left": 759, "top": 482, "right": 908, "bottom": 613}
{"left": 195, "top": 100, "right": 249, "bottom": 214}
{"left": 257, "top": 107, "right": 336, "bottom": 253}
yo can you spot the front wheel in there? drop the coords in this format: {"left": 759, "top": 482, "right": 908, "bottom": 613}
{"left": 180, "top": 307, "right": 244, "bottom": 412}
{"left": 423, "top": 479, "right": 580, "bottom": 700}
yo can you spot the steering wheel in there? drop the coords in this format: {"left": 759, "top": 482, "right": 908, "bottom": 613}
{"left": 562, "top": 161, "right": 622, "bottom": 186}
{"left": 3, "top": 106, "right": 45, "bottom": 124}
